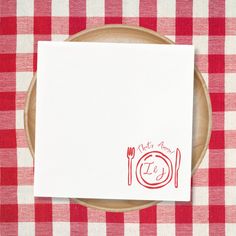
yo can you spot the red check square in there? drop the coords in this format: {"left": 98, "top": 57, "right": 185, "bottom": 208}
{"left": 139, "top": 17, "right": 157, "bottom": 31}
{"left": 1, "top": 204, "right": 18, "bottom": 222}
{"left": 34, "top": 17, "right": 51, "bottom": 34}
{"left": 208, "top": 55, "right": 225, "bottom": 73}
{"left": 69, "top": 17, "right": 86, "bottom": 35}
{"left": 175, "top": 204, "right": 192, "bottom": 223}
{"left": 209, "top": 205, "right": 225, "bottom": 223}
{"left": 209, "top": 131, "right": 225, "bottom": 149}
{"left": 0, "top": 130, "right": 16, "bottom": 148}
{"left": 209, "top": 18, "right": 225, "bottom": 36}
{"left": 0, "top": 92, "right": 15, "bottom": 111}
{"left": 0, "top": 17, "right": 16, "bottom": 35}
{"left": 209, "top": 168, "right": 225, "bottom": 186}
{"left": 35, "top": 204, "right": 52, "bottom": 222}
{"left": 70, "top": 204, "right": 88, "bottom": 222}
{"left": 106, "top": 212, "right": 124, "bottom": 223}
{"left": 176, "top": 17, "right": 193, "bottom": 35}
{"left": 105, "top": 17, "right": 122, "bottom": 24}
{"left": 0, "top": 54, "right": 16, "bottom": 72}
{"left": 140, "top": 206, "right": 157, "bottom": 223}
{"left": 1, "top": 167, "right": 17, "bottom": 185}
{"left": 210, "top": 93, "right": 225, "bottom": 112}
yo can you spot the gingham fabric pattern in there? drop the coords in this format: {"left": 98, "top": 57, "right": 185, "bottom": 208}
{"left": 1, "top": 0, "right": 236, "bottom": 235}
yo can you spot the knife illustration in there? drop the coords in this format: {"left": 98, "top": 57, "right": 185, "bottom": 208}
{"left": 174, "top": 148, "right": 181, "bottom": 188}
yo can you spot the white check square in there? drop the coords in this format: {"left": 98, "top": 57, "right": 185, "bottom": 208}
{"left": 225, "top": 149, "right": 236, "bottom": 168}
{"left": 225, "top": 111, "right": 236, "bottom": 130}
{"left": 157, "top": 0, "right": 176, "bottom": 17}
{"left": 53, "top": 222, "right": 70, "bottom": 236}
{"left": 157, "top": 224, "right": 175, "bottom": 236}
{"left": 17, "top": 34, "right": 34, "bottom": 53}
{"left": 52, "top": 34, "right": 68, "bottom": 41}
{"left": 124, "top": 223, "right": 139, "bottom": 235}
{"left": 88, "top": 223, "right": 106, "bottom": 236}
{"left": 225, "top": 36, "right": 236, "bottom": 54}
{"left": 17, "top": 148, "right": 33, "bottom": 167}
{"left": 199, "top": 150, "right": 209, "bottom": 169}
{"left": 123, "top": 0, "right": 139, "bottom": 17}
{"left": 192, "top": 187, "right": 209, "bottom": 205}
{"left": 226, "top": 0, "right": 236, "bottom": 17}
{"left": 225, "top": 186, "right": 236, "bottom": 205}
{"left": 193, "top": 36, "right": 208, "bottom": 55}
{"left": 16, "top": 110, "right": 24, "bottom": 129}
{"left": 52, "top": 0, "right": 69, "bottom": 16}
{"left": 18, "top": 222, "right": 35, "bottom": 236}
{"left": 86, "top": 0, "right": 104, "bottom": 17}
{"left": 193, "top": 224, "right": 209, "bottom": 236}
{"left": 226, "top": 223, "right": 236, "bottom": 236}
{"left": 193, "top": 0, "right": 209, "bottom": 17}
{"left": 18, "top": 186, "right": 34, "bottom": 204}
{"left": 16, "top": 72, "right": 33, "bottom": 92}
{"left": 225, "top": 73, "right": 236, "bottom": 93}
{"left": 17, "top": 0, "right": 34, "bottom": 16}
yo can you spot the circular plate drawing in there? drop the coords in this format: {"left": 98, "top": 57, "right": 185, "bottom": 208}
{"left": 136, "top": 151, "right": 173, "bottom": 189}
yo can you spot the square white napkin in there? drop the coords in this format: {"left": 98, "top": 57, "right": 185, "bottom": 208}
{"left": 34, "top": 42, "right": 194, "bottom": 201}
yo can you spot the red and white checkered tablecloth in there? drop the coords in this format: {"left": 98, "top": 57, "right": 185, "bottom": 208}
{"left": 1, "top": 0, "right": 236, "bottom": 235}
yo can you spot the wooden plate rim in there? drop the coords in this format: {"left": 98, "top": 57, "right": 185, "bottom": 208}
{"left": 24, "top": 24, "right": 212, "bottom": 212}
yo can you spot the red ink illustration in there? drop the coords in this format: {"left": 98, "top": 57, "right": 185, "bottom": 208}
{"left": 158, "top": 141, "right": 175, "bottom": 154}
{"left": 126, "top": 142, "right": 181, "bottom": 189}
{"left": 174, "top": 148, "right": 181, "bottom": 188}
{"left": 135, "top": 151, "right": 173, "bottom": 189}
{"left": 138, "top": 141, "right": 154, "bottom": 153}
{"left": 127, "top": 147, "right": 135, "bottom": 186}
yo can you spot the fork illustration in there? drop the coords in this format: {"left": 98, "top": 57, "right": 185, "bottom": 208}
{"left": 127, "top": 147, "right": 135, "bottom": 186}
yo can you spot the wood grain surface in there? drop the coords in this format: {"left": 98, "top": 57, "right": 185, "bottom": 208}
{"left": 24, "top": 25, "right": 212, "bottom": 212}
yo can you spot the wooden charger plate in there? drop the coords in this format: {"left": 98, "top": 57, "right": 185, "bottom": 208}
{"left": 24, "top": 25, "right": 212, "bottom": 212}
